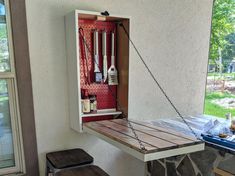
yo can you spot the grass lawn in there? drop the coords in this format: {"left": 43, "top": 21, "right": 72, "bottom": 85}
{"left": 204, "top": 92, "right": 235, "bottom": 118}
{"left": 207, "top": 73, "right": 235, "bottom": 81}
{"left": 207, "top": 73, "right": 235, "bottom": 77}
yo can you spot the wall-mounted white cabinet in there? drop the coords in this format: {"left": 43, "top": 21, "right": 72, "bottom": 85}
{"left": 65, "top": 10, "right": 130, "bottom": 132}
{"left": 65, "top": 10, "right": 205, "bottom": 164}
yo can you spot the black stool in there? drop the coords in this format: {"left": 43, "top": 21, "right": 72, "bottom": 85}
{"left": 46, "top": 148, "right": 94, "bottom": 176}
{"left": 56, "top": 165, "right": 109, "bottom": 176}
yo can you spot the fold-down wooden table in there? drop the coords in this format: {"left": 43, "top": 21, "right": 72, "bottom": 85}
{"left": 83, "top": 119, "right": 204, "bottom": 162}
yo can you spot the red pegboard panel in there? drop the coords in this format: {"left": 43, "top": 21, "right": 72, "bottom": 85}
{"left": 78, "top": 19, "right": 118, "bottom": 122}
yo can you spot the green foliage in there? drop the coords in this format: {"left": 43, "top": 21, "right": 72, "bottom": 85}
{"left": 204, "top": 92, "right": 235, "bottom": 118}
{"left": 0, "top": 23, "right": 10, "bottom": 71}
{"left": 209, "top": 0, "right": 235, "bottom": 61}
{"left": 222, "top": 33, "right": 235, "bottom": 66}
{"left": 0, "top": 24, "right": 6, "bottom": 39}
{"left": 204, "top": 100, "right": 235, "bottom": 118}
{"left": 206, "top": 91, "right": 235, "bottom": 99}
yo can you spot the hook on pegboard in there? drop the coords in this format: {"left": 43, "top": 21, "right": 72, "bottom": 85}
{"left": 101, "top": 11, "right": 109, "bottom": 16}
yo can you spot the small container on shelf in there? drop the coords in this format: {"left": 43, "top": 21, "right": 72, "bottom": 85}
{"left": 81, "top": 89, "right": 90, "bottom": 114}
{"left": 89, "top": 94, "right": 97, "bottom": 112}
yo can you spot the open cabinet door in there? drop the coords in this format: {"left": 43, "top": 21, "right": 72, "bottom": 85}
{"left": 65, "top": 10, "right": 205, "bottom": 162}
{"left": 83, "top": 119, "right": 204, "bottom": 162}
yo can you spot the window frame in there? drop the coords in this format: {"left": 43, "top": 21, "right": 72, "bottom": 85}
{"left": 9, "top": 0, "right": 39, "bottom": 175}
{"left": 0, "top": 0, "right": 25, "bottom": 175}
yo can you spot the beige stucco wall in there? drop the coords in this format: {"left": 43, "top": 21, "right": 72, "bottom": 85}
{"left": 25, "top": 0, "right": 213, "bottom": 175}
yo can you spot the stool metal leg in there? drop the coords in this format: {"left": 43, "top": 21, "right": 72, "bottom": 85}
{"left": 46, "top": 160, "right": 56, "bottom": 176}
{"left": 45, "top": 160, "right": 49, "bottom": 176}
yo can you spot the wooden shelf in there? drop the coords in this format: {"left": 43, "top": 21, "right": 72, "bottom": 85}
{"left": 81, "top": 109, "right": 122, "bottom": 117}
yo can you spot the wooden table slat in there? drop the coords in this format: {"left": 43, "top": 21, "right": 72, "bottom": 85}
{"left": 109, "top": 119, "right": 196, "bottom": 146}
{"left": 96, "top": 121, "right": 177, "bottom": 149}
{"left": 84, "top": 122, "right": 158, "bottom": 153}
{"left": 127, "top": 119, "right": 198, "bottom": 141}
{"left": 84, "top": 119, "right": 205, "bottom": 160}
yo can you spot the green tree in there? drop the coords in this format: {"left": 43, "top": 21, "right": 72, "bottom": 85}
{"left": 222, "top": 33, "right": 235, "bottom": 68}
{"left": 210, "top": 0, "right": 235, "bottom": 62}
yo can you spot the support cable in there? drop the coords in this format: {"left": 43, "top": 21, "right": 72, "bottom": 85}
{"left": 119, "top": 23, "right": 200, "bottom": 140}
{"left": 79, "top": 20, "right": 201, "bottom": 152}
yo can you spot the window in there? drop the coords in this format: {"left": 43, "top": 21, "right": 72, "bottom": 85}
{"left": 204, "top": 0, "right": 235, "bottom": 119}
{"left": 0, "top": 0, "right": 25, "bottom": 175}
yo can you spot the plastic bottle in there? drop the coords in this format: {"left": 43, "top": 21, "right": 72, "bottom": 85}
{"left": 82, "top": 90, "right": 90, "bottom": 113}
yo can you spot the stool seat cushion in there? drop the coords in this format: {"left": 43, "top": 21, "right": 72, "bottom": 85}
{"left": 46, "top": 148, "right": 93, "bottom": 169}
{"left": 57, "top": 165, "right": 109, "bottom": 176}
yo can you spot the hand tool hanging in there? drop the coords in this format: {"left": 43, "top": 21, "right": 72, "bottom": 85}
{"left": 79, "top": 28, "right": 90, "bottom": 85}
{"left": 84, "top": 36, "right": 91, "bottom": 84}
{"left": 118, "top": 22, "right": 200, "bottom": 140}
{"left": 94, "top": 30, "right": 102, "bottom": 83}
{"left": 102, "top": 31, "right": 108, "bottom": 82}
{"left": 79, "top": 25, "right": 146, "bottom": 151}
{"left": 108, "top": 32, "right": 118, "bottom": 85}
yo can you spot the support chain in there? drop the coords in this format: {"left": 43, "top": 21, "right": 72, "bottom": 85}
{"left": 119, "top": 23, "right": 200, "bottom": 140}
